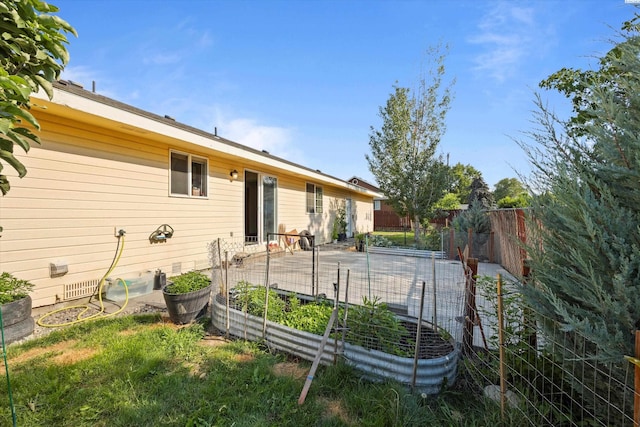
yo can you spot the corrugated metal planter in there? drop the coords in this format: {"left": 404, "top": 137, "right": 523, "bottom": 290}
{"left": 342, "top": 339, "right": 459, "bottom": 394}
{"left": 212, "top": 294, "right": 340, "bottom": 365}
{"left": 212, "top": 293, "right": 459, "bottom": 394}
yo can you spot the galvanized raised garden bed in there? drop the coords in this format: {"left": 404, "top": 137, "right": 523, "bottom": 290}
{"left": 211, "top": 291, "right": 459, "bottom": 394}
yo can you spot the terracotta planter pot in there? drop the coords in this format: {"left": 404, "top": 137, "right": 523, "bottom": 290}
{"left": 0, "top": 295, "right": 34, "bottom": 344}
{"left": 163, "top": 284, "right": 212, "bottom": 324}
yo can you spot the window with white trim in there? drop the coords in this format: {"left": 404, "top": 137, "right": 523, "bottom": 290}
{"left": 306, "top": 183, "right": 323, "bottom": 213}
{"left": 374, "top": 200, "right": 381, "bottom": 211}
{"left": 170, "top": 150, "right": 208, "bottom": 197}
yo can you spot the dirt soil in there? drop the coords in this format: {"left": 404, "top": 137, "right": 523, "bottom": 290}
{"left": 402, "top": 321, "right": 455, "bottom": 359}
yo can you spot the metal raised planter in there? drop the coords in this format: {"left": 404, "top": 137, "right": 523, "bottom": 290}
{"left": 211, "top": 292, "right": 459, "bottom": 394}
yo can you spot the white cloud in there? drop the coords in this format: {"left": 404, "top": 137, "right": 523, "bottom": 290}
{"left": 202, "top": 107, "right": 305, "bottom": 164}
{"left": 468, "top": 3, "right": 544, "bottom": 83}
{"left": 60, "top": 66, "right": 120, "bottom": 99}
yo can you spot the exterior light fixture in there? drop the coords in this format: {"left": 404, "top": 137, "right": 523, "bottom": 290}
{"left": 230, "top": 169, "right": 239, "bottom": 180}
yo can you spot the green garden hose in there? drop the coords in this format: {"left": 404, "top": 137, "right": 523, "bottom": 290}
{"left": 37, "top": 235, "right": 129, "bottom": 327}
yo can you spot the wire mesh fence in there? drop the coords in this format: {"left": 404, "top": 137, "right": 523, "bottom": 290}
{"left": 465, "top": 273, "right": 639, "bottom": 426}
{"left": 210, "top": 237, "right": 467, "bottom": 338}
{"left": 207, "top": 235, "right": 640, "bottom": 423}
{"left": 208, "top": 235, "right": 469, "bottom": 390}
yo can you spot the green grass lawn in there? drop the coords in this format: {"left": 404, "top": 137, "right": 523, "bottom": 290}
{"left": 0, "top": 314, "right": 521, "bottom": 426}
{"left": 371, "top": 231, "right": 415, "bottom": 247}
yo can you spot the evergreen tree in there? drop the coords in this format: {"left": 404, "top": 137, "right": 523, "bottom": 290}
{"left": 467, "top": 176, "right": 494, "bottom": 208}
{"left": 521, "top": 15, "right": 640, "bottom": 363}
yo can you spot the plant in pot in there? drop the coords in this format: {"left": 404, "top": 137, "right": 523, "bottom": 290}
{"left": 0, "top": 272, "right": 35, "bottom": 344}
{"left": 331, "top": 221, "right": 339, "bottom": 244}
{"left": 163, "top": 271, "right": 212, "bottom": 324}
{"left": 336, "top": 205, "right": 347, "bottom": 241}
{"left": 355, "top": 232, "right": 368, "bottom": 252}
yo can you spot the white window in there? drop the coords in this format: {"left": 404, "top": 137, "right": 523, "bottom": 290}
{"left": 306, "top": 183, "right": 323, "bottom": 213}
{"left": 374, "top": 200, "right": 381, "bottom": 211}
{"left": 170, "top": 151, "right": 208, "bottom": 197}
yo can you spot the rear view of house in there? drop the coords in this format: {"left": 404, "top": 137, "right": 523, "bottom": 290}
{"left": 0, "top": 81, "right": 377, "bottom": 308}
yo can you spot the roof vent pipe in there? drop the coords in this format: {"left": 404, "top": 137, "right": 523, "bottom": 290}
{"left": 92, "top": 80, "right": 96, "bottom": 93}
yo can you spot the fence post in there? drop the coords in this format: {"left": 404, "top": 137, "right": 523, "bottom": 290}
{"left": 225, "top": 251, "right": 230, "bottom": 339}
{"left": 262, "top": 237, "right": 271, "bottom": 339}
{"left": 496, "top": 273, "right": 506, "bottom": 420}
{"left": 489, "top": 231, "right": 494, "bottom": 263}
{"left": 462, "top": 257, "right": 478, "bottom": 356}
{"left": 449, "top": 228, "right": 455, "bottom": 260}
{"left": 522, "top": 259, "right": 536, "bottom": 349}
{"left": 412, "top": 280, "right": 427, "bottom": 389}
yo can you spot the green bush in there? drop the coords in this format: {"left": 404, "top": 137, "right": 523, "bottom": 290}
{"left": 165, "top": 271, "right": 210, "bottom": 294}
{"left": 0, "top": 272, "right": 34, "bottom": 304}
{"left": 232, "top": 283, "right": 412, "bottom": 354}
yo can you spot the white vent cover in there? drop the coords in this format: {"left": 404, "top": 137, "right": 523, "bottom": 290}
{"left": 63, "top": 279, "right": 99, "bottom": 300}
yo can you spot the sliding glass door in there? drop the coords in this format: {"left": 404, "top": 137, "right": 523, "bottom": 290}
{"left": 245, "top": 171, "right": 277, "bottom": 244}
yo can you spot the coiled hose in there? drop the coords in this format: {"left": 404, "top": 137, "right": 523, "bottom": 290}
{"left": 37, "top": 234, "right": 129, "bottom": 327}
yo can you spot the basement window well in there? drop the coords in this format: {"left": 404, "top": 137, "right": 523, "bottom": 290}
{"left": 170, "top": 150, "right": 208, "bottom": 197}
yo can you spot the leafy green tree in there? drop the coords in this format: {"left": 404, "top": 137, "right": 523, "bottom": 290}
{"left": 367, "top": 44, "right": 455, "bottom": 242}
{"left": 496, "top": 193, "right": 531, "bottom": 209}
{"left": 427, "top": 191, "right": 460, "bottom": 225}
{"left": 467, "top": 176, "right": 494, "bottom": 208}
{"left": 0, "top": 0, "right": 75, "bottom": 197}
{"left": 432, "top": 192, "right": 460, "bottom": 211}
{"left": 447, "top": 162, "right": 481, "bottom": 204}
{"left": 493, "top": 177, "right": 524, "bottom": 201}
{"left": 521, "top": 14, "right": 640, "bottom": 363}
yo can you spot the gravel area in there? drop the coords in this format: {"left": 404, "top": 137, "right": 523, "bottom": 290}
{"left": 22, "top": 299, "right": 168, "bottom": 345}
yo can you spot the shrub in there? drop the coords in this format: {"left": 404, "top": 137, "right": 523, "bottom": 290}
{"left": 0, "top": 272, "right": 35, "bottom": 304}
{"left": 165, "top": 271, "right": 210, "bottom": 294}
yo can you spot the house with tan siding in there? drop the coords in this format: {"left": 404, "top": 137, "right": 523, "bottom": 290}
{"left": 0, "top": 81, "right": 378, "bottom": 308}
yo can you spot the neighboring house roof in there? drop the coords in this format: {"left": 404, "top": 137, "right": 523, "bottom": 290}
{"left": 347, "top": 176, "right": 386, "bottom": 200}
{"left": 31, "top": 80, "right": 377, "bottom": 197}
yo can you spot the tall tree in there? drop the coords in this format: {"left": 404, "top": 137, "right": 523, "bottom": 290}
{"left": 367, "top": 44, "right": 455, "bottom": 241}
{"left": 520, "top": 14, "right": 640, "bottom": 364}
{"left": 0, "top": 0, "right": 76, "bottom": 197}
{"left": 493, "top": 177, "right": 525, "bottom": 202}
{"left": 448, "top": 162, "right": 481, "bottom": 204}
{"left": 467, "top": 176, "right": 494, "bottom": 208}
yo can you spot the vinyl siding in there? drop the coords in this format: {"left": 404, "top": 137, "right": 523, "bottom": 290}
{"left": 0, "top": 110, "right": 374, "bottom": 308}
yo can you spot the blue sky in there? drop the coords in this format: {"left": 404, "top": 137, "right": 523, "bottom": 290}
{"left": 53, "top": 0, "right": 635, "bottom": 188}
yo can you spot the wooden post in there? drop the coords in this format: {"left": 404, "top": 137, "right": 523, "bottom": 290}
{"left": 496, "top": 274, "right": 506, "bottom": 420}
{"left": 462, "top": 257, "right": 479, "bottom": 356}
{"left": 298, "top": 310, "right": 339, "bottom": 405}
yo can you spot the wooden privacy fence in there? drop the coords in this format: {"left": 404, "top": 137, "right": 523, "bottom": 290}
{"left": 488, "top": 208, "right": 530, "bottom": 278}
